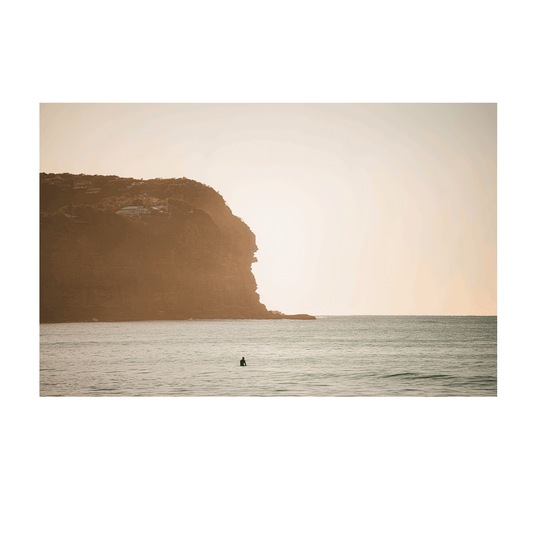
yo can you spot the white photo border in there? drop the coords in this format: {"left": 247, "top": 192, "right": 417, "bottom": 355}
{"left": 17, "top": 84, "right": 516, "bottom": 416}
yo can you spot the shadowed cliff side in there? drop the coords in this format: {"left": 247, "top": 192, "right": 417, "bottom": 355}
{"left": 40, "top": 173, "right": 315, "bottom": 322}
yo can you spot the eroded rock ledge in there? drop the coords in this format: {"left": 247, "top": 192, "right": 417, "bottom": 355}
{"left": 40, "top": 173, "right": 315, "bottom": 323}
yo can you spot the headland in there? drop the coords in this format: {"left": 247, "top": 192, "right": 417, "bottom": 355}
{"left": 40, "top": 173, "right": 316, "bottom": 323}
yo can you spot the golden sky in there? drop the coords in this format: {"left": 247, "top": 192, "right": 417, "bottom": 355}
{"left": 40, "top": 103, "right": 496, "bottom": 315}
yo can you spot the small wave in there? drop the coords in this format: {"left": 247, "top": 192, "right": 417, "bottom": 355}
{"left": 383, "top": 372, "right": 419, "bottom": 378}
{"left": 414, "top": 374, "right": 455, "bottom": 380}
{"left": 382, "top": 372, "right": 455, "bottom": 380}
{"left": 468, "top": 376, "right": 497, "bottom": 384}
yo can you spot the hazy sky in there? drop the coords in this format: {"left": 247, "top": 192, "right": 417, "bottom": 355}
{"left": 40, "top": 103, "right": 496, "bottom": 315}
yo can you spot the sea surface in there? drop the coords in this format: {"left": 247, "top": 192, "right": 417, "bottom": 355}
{"left": 40, "top": 316, "right": 497, "bottom": 397}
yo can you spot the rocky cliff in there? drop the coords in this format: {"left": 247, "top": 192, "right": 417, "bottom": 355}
{"left": 40, "top": 173, "right": 315, "bottom": 322}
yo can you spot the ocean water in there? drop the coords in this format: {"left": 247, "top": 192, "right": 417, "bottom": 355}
{"left": 39, "top": 316, "right": 497, "bottom": 397}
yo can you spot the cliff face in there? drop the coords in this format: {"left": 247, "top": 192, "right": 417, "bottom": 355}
{"left": 40, "top": 173, "right": 314, "bottom": 322}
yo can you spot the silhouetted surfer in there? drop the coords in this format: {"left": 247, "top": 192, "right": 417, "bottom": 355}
{"left": 240, "top": 357, "right": 247, "bottom": 367}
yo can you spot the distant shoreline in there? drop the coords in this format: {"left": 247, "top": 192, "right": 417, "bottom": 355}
{"left": 40, "top": 314, "right": 317, "bottom": 324}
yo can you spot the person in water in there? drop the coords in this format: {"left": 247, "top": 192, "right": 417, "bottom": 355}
{"left": 240, "top": 357, "right": 247, "bottom": 366}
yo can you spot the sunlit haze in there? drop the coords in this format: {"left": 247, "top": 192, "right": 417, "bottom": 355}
{"left": 40, "top": 103, "right": 496, "bottom": 315}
